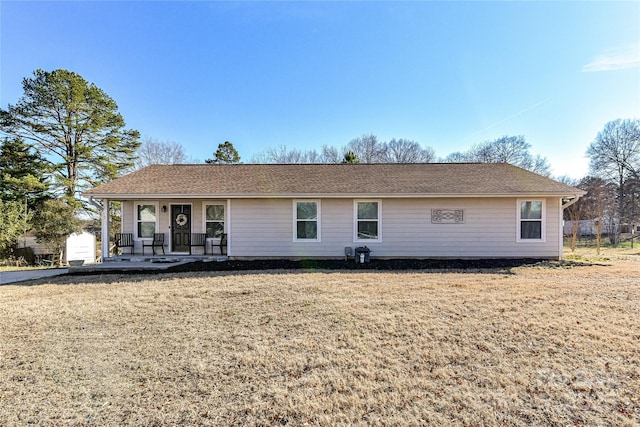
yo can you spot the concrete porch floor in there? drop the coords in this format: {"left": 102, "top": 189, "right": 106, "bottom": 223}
{"left": 68, "top": 254, "right": 228, "bottom": 274}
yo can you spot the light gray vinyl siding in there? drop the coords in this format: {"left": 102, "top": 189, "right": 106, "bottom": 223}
{"left": 121, "top": 197, "right": 561, "bottom": 258}
{"left": 229, "top": 197, "right": 562, "bottom": 259}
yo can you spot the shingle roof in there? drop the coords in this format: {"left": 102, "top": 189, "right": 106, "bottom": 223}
{"left": 84, "top": 163, "right": 583, "bottom": 198}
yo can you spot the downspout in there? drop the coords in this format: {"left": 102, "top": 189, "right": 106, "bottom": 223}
{"left": 87, "top": 196, "right": 102, "bottom": 211}
{"left": 562, "top": 194, "right": 582, "bottom": 210}
{"left": 559, "top": 194, "right": 583, "bottom": 260}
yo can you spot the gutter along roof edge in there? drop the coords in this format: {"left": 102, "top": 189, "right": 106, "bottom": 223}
{"left": 84, "top": 192, "right": 584, "bottom": 199}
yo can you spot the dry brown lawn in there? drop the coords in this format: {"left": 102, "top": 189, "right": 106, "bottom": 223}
{"left": 1, "top": 250, "right": 639, "bottom": 426}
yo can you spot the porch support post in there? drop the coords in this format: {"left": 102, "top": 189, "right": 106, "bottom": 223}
{"left": 226, "top": 199, "right": 231, "bottom": 257}
{"left": 101, "top": 198, "right": 110, "bottom": 261}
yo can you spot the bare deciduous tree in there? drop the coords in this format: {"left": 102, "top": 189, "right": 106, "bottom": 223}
{"left": 580, "top": 177, "right": 616, "bottom": 252}
{"left": 320, "top": 145, "right": 341, "bottom": 164}
{"left": 586, "top": 119, "right": 640, "bottom": 242}
{"left": 442, "top": 151, "right": 470, "bottom": 163}
{"left": 559, "top": 176, "right": 588, "bottom": 252}
{"left": 134, "top": 138, "right": 190, "bottom": 169}
{"left": 306, "top": 149, "right": 321, "bottom": 164}
{"left": 250, "top": 136, "right": 436, "bottom": 165}
{"left": 587, "top": 119, "right": 640, "bottom": 181}
{"left": 251, "top": 145, "right": 320, "bottom": 164}
{"left": 346, "top": 134, "right": 387, "bottom": 163}
{"left": 384, "top": 139, "right": 435, "bottom": 163}
{"left": 441, "top": 135, "right": 551, "bottom": 176}
{"left": 527, "top": 155, "right": 552, "bottom": 176}
{"left": 486, "top": 136, "right": 531, "bottom": 164}
{"left": 622, "top": 177, "right": 640, "bottom": 247}
{"left": 267, "top": 145, "right": 305, "bottom": 164}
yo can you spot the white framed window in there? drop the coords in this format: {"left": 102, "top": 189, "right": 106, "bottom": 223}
{"left": 294, "top": 200, "right": 320, "bottom": 241}
{"left": 517, "top": 199, "right": 545, "bottom": 242}
{"left": 204, "top": 204, "right": 225, "bottom": 238}
{"left": 135, "top": 203, "right": 158, "bottom": 239}
{"left": 354, "top": 200, "right": 381, "bottom": 242}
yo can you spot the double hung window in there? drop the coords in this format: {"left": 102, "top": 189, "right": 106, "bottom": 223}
{"left": 355, "top": 200, "right": 381, "bottom": 241}
{"left": 517, "top": 200, "right": 544, "bottom": 241}
{"left": 205, "top": 204, "right": 225, "bottom": 238}
{"left": 294, "top": 201, "right": 319, "bottom": 241}
{"left": 136, "top": 204, "right": 157, "bottom": 238}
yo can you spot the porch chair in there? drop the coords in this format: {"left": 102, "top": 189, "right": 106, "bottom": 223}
{"left": 142, "top": 233, "right": 165, "bottom": 255}
{"left": 114, "top": 233, "right": 134, "bottom": 255}
{"left": 189, "top": 233, "right": 207, "bottom": 255}
{"left": 38, "top": 253, "right": 64, "bottom": 267}
{"left": 214, "top": 233, "right": 227, "bottom": 255}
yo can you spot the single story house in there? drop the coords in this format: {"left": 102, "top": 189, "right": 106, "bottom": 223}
{"left": 84, "top": 163, "right": 584, "bottom": 260}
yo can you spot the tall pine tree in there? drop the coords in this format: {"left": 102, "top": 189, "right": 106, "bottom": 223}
{"left": 0, "top": 69, "right": 140, "bottom": 210}
{"left": 0, "top": 137, "right": 50, "bottom": 209}
{"left": 206, "top": 141, "right": 241, "bottom": 164}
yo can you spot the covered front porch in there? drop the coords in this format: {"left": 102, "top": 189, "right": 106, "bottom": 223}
{"left": 94, "top": 197, "right": 229, "bottom": 261}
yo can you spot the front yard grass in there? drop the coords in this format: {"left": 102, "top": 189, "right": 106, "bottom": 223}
{"left": 0, "top": 256, "right": 638, "bottom": 426}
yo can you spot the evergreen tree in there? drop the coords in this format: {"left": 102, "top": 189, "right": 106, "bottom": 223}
{"left": 0, "top": 69, "right": 140, "bottom": 210}
{"left": 0, "top": 137, "right": 50, "bottom": 209}
{"left": 343, "top": 151, "right": 360, "bottom": 164}
{"left": 206, "top": 141, "right": 241, "bottom": 164}
{"left": 0, "top": 199, "right": 31, "bottom": 258}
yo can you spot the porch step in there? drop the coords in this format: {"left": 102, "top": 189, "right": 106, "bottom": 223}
{"left": 71, "top": 255, "right": 230, "bottom": 274}
{"left": 150, "top": 257, "right": 181, "bottom": 263}
{"left": 105, "top": 255, "right": 228, "bottom": 263}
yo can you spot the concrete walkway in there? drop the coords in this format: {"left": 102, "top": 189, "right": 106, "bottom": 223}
{"left": 0, "top": 268, "right": 69, "bottom": 285}
{"left": 0, "top": 256, "right": 228, "bottom": 285}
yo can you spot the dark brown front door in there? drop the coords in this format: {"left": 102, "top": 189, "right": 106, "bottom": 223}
{"left": 171, "top": 205, "right": 191, "bottom": 252}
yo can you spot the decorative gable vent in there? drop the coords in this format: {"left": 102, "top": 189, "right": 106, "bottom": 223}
{"left": 431, "top": 209, "right": 464, "bottom": 224}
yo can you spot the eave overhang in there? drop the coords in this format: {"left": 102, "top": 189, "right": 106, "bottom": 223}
{"left": 84, "top": 191, "right": 585, "bottom": 200}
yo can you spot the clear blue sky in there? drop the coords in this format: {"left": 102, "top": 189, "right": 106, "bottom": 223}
{"left": 1, "top": 1, "right": 638, "bottom": 179}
